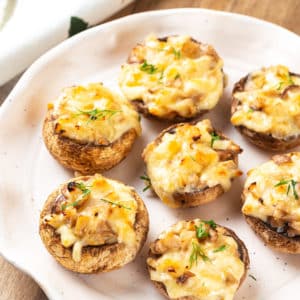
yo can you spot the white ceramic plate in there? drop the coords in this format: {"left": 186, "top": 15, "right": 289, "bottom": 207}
{"left": 1, "top": 8, "right": 300, "bottom": 300}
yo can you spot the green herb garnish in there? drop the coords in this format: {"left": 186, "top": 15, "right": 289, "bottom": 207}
{"left": 100, "top": 198, "right": 131, "bottom": 210}
{"left": 276, "top": 74, "right": 295, "bottom": 90}
{"left": 61, "top": 200, "right": 80, "bottom": 211}
{"left": 140, "top": 61, "right": 158, "bottom": 74}
{"left": 213, "top": 245, "right": 227, "bottom": 252}
{"left": 249, "top": 274, "right": 257, "bottom": 281}
{"left": 140, "top": 173, "right": 152, "bottom": 192}
{"left": 158, "top": 71, "right": 164, "bottom": 83}
{"left": 195, "top": 223, "right": 210, "bottom": 239}
{"left": 189, "top": 241, "right": 209, "bottom": 267}
{"left": 276, "top": 82, "right": 284, "bottom": 90}
{"left": 76, "top": 108, "right": 121, "bottom": 122}
{"left": 61, "top": 182, "right": 91, "bottom": 210}
{"left": 172, "top": 48, "right": 181, "bottom": 59}
{"left": 195, "top": 220, "right": 217, "bottom": 239}
{"left": 74, "top": 182, "right": 91, "bottom": 195}
{"left": 68, "top": 16, "right": 88, "bottom": 37}
{"left": 203, "top": 220, "right": 217, "bottom": 229}
{"left": 274, "top": 179, "right": 299, "bottom": 199}
{"left": 248, "top": 108, "right": 254, "bottom": 113}
{"left": 210, "top": 132, "right": 220, "bottom": 148}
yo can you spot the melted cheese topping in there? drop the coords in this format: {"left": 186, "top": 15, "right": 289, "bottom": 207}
{"left": 119, "top": 35, "right": 224, "bottom": 119}
{"left": 147, "top": 219, "right": 245, "bottom": 300}
{"left": 231, "top": 65, "right": 300, "bottom": 139}
{"left": 242, "top": 152, "right": 300, "bottom": 236}
{"left": 43, "top": 174, "right": 138, "bottom": 262}
{"left": 143, "top": 119, "right": 242, "bottom": 207}
{"left": 50, "top": 83, "right": 141, "bottom": 145}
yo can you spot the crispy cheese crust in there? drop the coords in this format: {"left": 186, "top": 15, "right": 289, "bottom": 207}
{"left": 147, "top": 219, "right": 249, "bottom": 300}
{"left": 231, "top": 65, "right": 300, "bottom": 151}
{"left": 39, "top": 174, "right": 149, "bottom": 273}
{"left": 119, "top": 35, "right": 224, "bottom": 121}
{"left": 242, "top": 152, "right": 300, "bottom": 253}
{"left": 43, "top": 83, "right": 141, "bottom": 174}
{"left": 142, "top": 119, "right": 242, "bottom": 208}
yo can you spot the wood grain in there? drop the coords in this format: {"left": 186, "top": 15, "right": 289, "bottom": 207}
{"left": 0, "top": 0, "right": 299, "bottom": 299}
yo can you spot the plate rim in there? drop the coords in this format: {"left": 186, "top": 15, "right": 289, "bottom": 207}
{"left": 1, "top": 7, "right": 300, "bottom": 300}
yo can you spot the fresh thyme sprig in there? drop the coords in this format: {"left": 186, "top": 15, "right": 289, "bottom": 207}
{"left": 210, "top": 132, "right": 221, "bottom": 148}
{"left": 140, "top": 173, "right": 152, "bottom": 192}
{"left": 100, "top": 198, "right": 131, "bottom": 210}
{"left": 195, "top": 223, "right": 210, "bottom": 239}
{"left": 203, "top": 220, "right": 217, "bottom": 229}
{"left": 274, "top": 179, "right": 299, "bottom": 200}
{"left": 213, "top": 245, "right": 227, "bottom": 252}
{"left": 189, "top": 241, "right": 209, "bottom": 268}
{"left": 172, "top": 47, "right": 181, "bottom": 59}
{"left": 195, "top": 220, "right": 217, "bottom": 239}
{"left": 140, "top": 60, "right": 158, "bottom": 74}
{"left": 276, "top": 74, "right": 295, "bottom": 90}
{"left": 61, "top": 182, "right": 91, "bottom": 211}
{"left": 76, "top": 108, "right": 121, "bottom": 122}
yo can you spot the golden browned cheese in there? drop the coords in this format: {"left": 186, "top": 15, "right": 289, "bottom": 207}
{"left": 143, "top": 119, "right": 242, "bottom": 207}
{"left": 147, "top": 219, "right": 245, "bottom": 300}
{"left": 231, "top": 65, "right": 300, "bottom": 139}
{"left": 242, "top": 152, "right": 300, "bottom": 237}
{"left": 119, "top": 35, "right": 224, "bottom": 119}
{"left": 42, "top": 174, "right": 138, "bottom": 262}
{"left": 50, "top": 83, "right": 141, "bottom": 145}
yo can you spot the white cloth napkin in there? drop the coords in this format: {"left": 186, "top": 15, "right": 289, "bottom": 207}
{"left": 0, "top": 0, "right": 134, "bottom": 85}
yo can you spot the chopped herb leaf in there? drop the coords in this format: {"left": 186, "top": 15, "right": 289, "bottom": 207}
{"left": 195, "top": 223, "right": 210, "bottom": 239}
{"left": 76, "top": 108, "right": 121, "bottom": 122}
{"left": 288, "top": 74, "right": 295, "bottom": 85}
{"left": 100, "top": 198, "right": 131, "bottom": 210}
{"left": 276, "top": 74, "right": 295, "bottom": 90}
{"left": 249, "top": 274, "right": 257, "bottom": 281}
{"left": 158, "top": 71, "right": 164, "bottom": 83}
{"left": 61, "top": 200, "right": 80, "bottom": 211}
{"left": 172, "top": 47, "right": 181, "bottom": 59}
{"left": 75, "top": 182, "right": 91, "bottom": 195}
{"left": 189, "top": 241, "right": 209, "bottom": 267}
{"left": 61, "top": 182, "right": 91, "bottom": 211}
{"left": 140, "top": 173, "right": 152, "bottom": 192}
{"left": 174, "top": 73, "right": 180, "bottom": 80}
{"left": 274, "top": 179, "right": 299, "bottom": 199}
{"left": 213, "top": 245, "right": 227, "bottom": 252}
{"left": 248, "top": 108, "right": 254, "bottom": 113}
{"left": 276, "top": 82, "right": 284, "bottom": 90}
{"left": 274, "top": 179, "right": 290, "bottom": 187}
{"left": 203, "top": 220, "right": 217, "bottom": 229}
{"left": 68, "top": 16, "right": 88, "bottom": 37}
{"left": 140, "top": 61, "right": 158, "bottom": 74}
{"left": 210, "top": 132, "right": 220, "bottom": 148}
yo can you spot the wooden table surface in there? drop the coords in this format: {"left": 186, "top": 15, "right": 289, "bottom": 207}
{"left": 0, "top": 0, "right": 299, "bottom": 299}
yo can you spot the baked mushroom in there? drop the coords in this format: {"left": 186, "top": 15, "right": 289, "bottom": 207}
{"left": 147, "top": 219, "right": 249, "bottom": 300}
{"left": 231, "top": 65, "right": 300, "bottom": 151}
{"left": 119, "top": 35, "right": 224, "bottom": 121}
{"left": 39, "top": 173, "right": 149, "bottom": 273}
{"left": 142, "top": 119, "right": 242, "bottom": 208}
{"left": 43, "top": 83, "right": 141, "bottom": 174}
{"left": 242, "top": 152, "right": 300, "bottom": 253}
